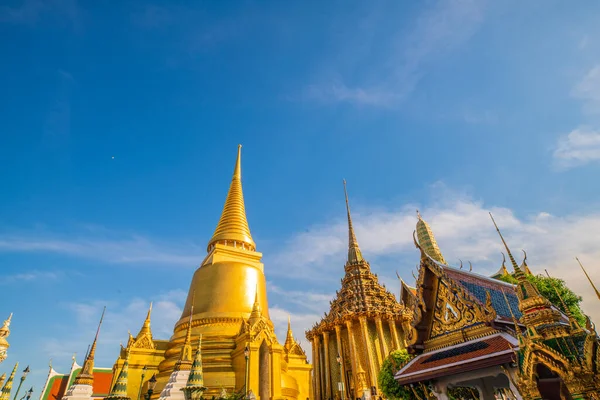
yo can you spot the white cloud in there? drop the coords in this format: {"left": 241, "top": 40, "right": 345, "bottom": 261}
{"left": 305, "top": 0, "right": 485, "bottom": 106}
{"left": 553, "top": 127, "right": 600, "bottom": 168}
{"left": 0, "top": 270, "right": 61, "bottom": 284}
{"left": 269, "top": 193, "right": 600, "bottom": 327}
{"left": 0, "top": 228, "right": 203, "bottom": 267}
{"left": 40, "top": 289, "right": 186, "bottom": 377}
{"left": 572, "top": 65, "right": 600, "bottom": 114}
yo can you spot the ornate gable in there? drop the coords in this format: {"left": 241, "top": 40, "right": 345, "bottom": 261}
{"left": 410, "top": 238, "right": 497, "bottom": 351}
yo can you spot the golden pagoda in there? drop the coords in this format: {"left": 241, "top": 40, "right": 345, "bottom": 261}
{"left": 111, "top": 145, "right": 311, "bottom": 400}
{"left": 306, "top": 181, "right": 411, "bottom": 400}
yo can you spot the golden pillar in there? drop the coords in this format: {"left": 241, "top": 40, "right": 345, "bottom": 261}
{"left": 374, "top": 316, "right": 389, "bottom": 360}
{"left": 345, "top": 320, "right": 366, "bottom": 396}
{"left": 323, "top": 332, "right": 332, "bottom": 400}
{"left": 359, "top": 316, "right": 378, "bottom": 390}
{"left": 387, "top": 318, "right": 401, "bottom": 350}
{"left": 313, "top": 336, "right": 322, "bottom": 400}
{"left": 334, "top": 325, "right": 347, "bottom": 400}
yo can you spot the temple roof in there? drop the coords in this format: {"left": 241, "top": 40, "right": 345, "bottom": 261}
{"left": 395, "top": 333, "right": 517, "bottom": 385}
{"left": 41, "top": 369, "right": 113, "bottom": 400}
{"left": 441, "top": 265, "right": 522, "bottom": 323}
{"left": 207, "top": 144, "right": 255, "bottom": 252}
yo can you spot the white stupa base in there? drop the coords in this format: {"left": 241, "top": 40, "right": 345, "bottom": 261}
{"left": 158, "top": 370, "right": 190, "bottom": 400}
{"left": 62, "top": 384, "right": 93, "bottom": 400}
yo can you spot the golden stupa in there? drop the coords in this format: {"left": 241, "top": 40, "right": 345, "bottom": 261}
{"left": 110, "top": 145, "right": 311, "bottom": 400}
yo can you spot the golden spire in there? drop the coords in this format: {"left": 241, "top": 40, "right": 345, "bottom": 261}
{"left": 177, "top": 303, "right": 194, "bottom": 371}
{"left": 544, "top": 269, "right": 581, "bottom": 330}
{"left": 207, "top": 145, "right": 255, "bottom": 252}
{"left": 0, "top": 374, "right": 5, "bottom": 389}
{"left": 249, "top": 285, "right": 262, "bottom": 323}
{"left": 74, "top": 307, "right": 106, "bottom": 386}
{"left": 343, "top": 180, "right": 364, "bottom": 265}
{"left": 135, "top": 303, "right": 153, "bottom": 339}
{"left": 576, "top": 257, "right": 600, "bottom": 300}
{"left": 106, "top": 349, "right": 130, "bottom": 400}
{"left": 0, "top": 363, "right": 18, "bottom": 400}
{"left": 183, "top": 335, "right": 207, "bottom": 396}
{"left": 416, "top": 210, "right": 447, "bottom": 264}
{"left": 284, "top": 315, "right": 296, "bottom": 350}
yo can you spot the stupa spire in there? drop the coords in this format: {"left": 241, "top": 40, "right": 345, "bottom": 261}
{"left": 0, "top": 363, "right": 18, "bottom": 400}
{"left": 576, "top": 257, "right": 600, "bottom": 300}
{"left": 74, "top": 307, "right": 106, "bottom": 386}
{"left": 343, "top": 180, "right": 364, "bottom": 265}
{"left": 136, "top": 303, "right": 153, "bottom": 339}
{"left": 207, "top": 145, "right": 255, "bottom": 252}
{"left": 416, "top": 210, "right": 447, "bottom": 264}
{"left": 105, "top": 350, "right": 130, "bottom": 400}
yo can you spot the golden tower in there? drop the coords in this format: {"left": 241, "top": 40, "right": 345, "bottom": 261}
{"left": 149, "top": 145, "right": 311, "bottom": 399}
{"left": 306, "top": 181, "right": 410, "bottom": 400}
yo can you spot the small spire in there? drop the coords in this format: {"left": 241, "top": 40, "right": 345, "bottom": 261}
{"left": 0, "top": 363, "right": 18, "bottom": 400}
{"left": 207, "top": 145, "right": 255, "bottom": 252}
{"left": 105, "top": 350, "right": 130, "bottom": 400}
{"left": 74, "top": 307, "right": 106, "bottom": 386}
{"left": 184, "top": 336, "right": 206, "bottom": 390}
{"left": 0, "top": 374, "right": 5, "bottom": 390}
{"left": 135, "top": 303, "right": 153, "bottom": 340}
{"left": 249, "top": 285, "right": 262, "bottom": 322}
{"left": 284, "top": 315, "right": 296, "bottom": 351}
{"left": 343, "top": 180, "right": 364, "bottom": 265}
{"left": 177, "top": 297, "right": 195, "bottom": 371}
{"left": 521, "top": 250, "right": 532, "bottom": 275}
{"left": 489, "top": 214, "right": 548, "bottom": 307}
{"left": 576, "top": 257, "right": 600, "bottom": 300}
{"left": 501, "top": 290, "right": 522, "bottom": 342}
{"left": 544, "top": 269, "right": 581, "bottom": 330}
{"left": 489, "top": 213, "right": 521, "bottom": 274}
{"left": 415, "top": 211, "right": 447, "bottom": 264}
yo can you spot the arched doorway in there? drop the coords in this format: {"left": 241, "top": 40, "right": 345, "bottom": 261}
{"left": 535, "top": 364, "right": 572, "bottom": 400}
{"left": 259, "top": 340, "right": 271, "bottom": 400}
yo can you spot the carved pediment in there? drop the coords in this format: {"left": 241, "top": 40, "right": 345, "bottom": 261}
{"left": 430, "top": 278, "right": 495, "bottom": 339}
{"left": 132, "top": 334, "right": 155, "bottom": 350}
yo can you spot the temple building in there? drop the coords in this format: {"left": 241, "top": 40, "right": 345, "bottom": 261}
{"left": 0, "top": 314, "right": 11, "bottom": 365}
{"left": 305, "top": 182, "right": 412, "bottom": 400}
{"left": 394, "top": 212, "right": 600, "bottom": 400}
{"left": 109, "top": 145, "right": 312, "bottom": 400}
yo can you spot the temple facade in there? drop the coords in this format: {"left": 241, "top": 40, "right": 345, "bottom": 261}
{"left": 394, "top": 212, "right": 600, "bottom": 400}
{"left": 305, "top": 182, "right": 412, "bottom": 400}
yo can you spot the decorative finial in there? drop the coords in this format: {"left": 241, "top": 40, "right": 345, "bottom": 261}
{"left": 545, "top": 269, "right": 580, "bottom": 330}
{"left": 576, "top": 257, "right": 600, "bottom": 301}
{"left": 207, "top": 145, "right": 255, "bottom": 252}
{"left": 469, "top": 261, "right": 473, "bottom": 272}
{"left": 489, "top": 213, "right": 521, "bottom": 272}
{"left": 459, "top": 259, "right": 463, "bottom": 269}
{"left": 343, "top": 179, "right": 364, "bottom": 265}
{"left": 416, "top": 209, "right": 422, "bottom": 219}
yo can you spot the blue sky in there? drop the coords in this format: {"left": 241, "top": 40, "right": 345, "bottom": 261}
{"left": 3, "top": 0, "right": 600, "bottom": 394}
